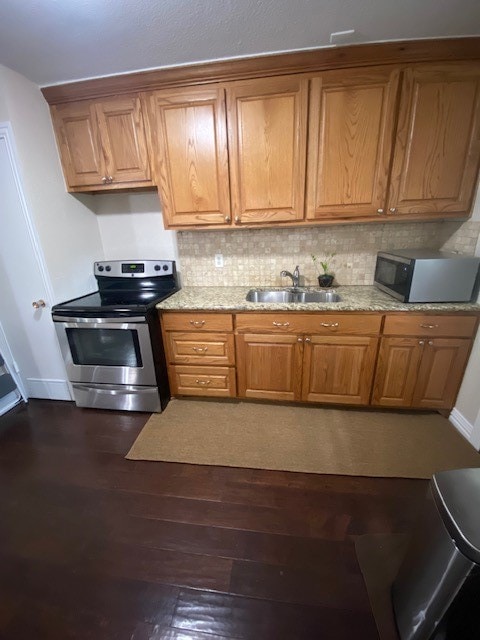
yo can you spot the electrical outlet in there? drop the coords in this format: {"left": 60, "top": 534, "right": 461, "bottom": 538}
{"left": 214, "top": 253, "right": 224, "bottom": 268}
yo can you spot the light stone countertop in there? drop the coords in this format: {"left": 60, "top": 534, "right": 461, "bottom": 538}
{"left": 157, "top": 286, "right": 480, "bottom": 313}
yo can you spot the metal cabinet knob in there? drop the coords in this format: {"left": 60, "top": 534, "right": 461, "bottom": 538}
{"left": 235, "top": 216, "right": 241, "bottom": 224}
{"left": 377, "top": 209, "right": 384, "bottom": 214}
{"left": 297, "top": 337, "right": 303, "bottom": 342}
{"left": 428, "top": 340, "right": 433, "bottom": 346}
{"left": 101, "top": 176, "right": 108, "bottom": 184}
{"left": 389, "top": 207, "right": 396, "bottom": 213}
{"left": 32, "top": 299, "right": 46, "bottom": 309}
{"left": 225, "top": 216, "right": 231, "bottom": 223}
{"left": 304, "top": 337, "right": 311, "bottom": 343}
{"left": 419, "top": 340, "right": 425, "bottom": 345}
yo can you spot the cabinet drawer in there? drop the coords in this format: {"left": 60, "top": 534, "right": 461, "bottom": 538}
{"left": 383, "top": 314, "right": 478, "bottom": 338}
{"left": 165, "top": 332, "right": 235, "bottom": 365}
{"left": 170, "top": 365, "right": 236, "bottom": 397}
{"left": 162, "top": 312, "right": 233, "bottom": 332}
{"left": 235, "top": 313, "right": 382, "bottom": 335}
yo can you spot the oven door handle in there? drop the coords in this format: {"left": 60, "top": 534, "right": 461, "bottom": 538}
{"left": 52, "top": 315, "right": 147, "bottom": 325}
{"left": 72, "top": 383, "right": 155, "bottom": 394}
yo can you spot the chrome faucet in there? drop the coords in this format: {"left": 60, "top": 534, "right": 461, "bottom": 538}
{"left": 280, "top": 265, "right": 300, "bottom": 288}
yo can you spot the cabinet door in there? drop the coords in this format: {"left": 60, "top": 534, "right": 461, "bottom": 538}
{"left": 388, "top": 63, "right": 480, "bottom": 216}
{"left": 302, "top": 336, "right": 378, "bottom": 405}
{"left": 306, "top": 67, "right": 400, "bottom": 220}
{"left": 148, "top": 86, "right": 231, "bottom": 228}
{"left": 227, "top": 76, "right": 308, "bottom": 225}
{"left": 413, "top": 338, "right": 471, "bottom": 409}
{"left": 95, "top": 96, "right": 152, "bottom": 186}
{"left": 51, "top": 101, "right": 104, "bottom": 188}
{"left": 372, "top": 337, "right": 424, "bottom": 407}
{"left": 235, "top": 333, "right": 303, "bottom": 401}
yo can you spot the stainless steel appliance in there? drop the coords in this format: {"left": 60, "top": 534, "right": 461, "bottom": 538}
{"left": 374, "top": 249, "right": 480, "bottom": 303}
{"left": 392, "top": 468, "right": 480, "bottom": 640}
{"left": 52, "top": 260, "right": 179, "bottom": 412}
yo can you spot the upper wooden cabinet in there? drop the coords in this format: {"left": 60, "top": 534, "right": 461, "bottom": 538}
{"left": 306, "top": 66, "right": 400, "bottom": 220}
{"left": 387, "top": 63, "right": 480, "bottom": 216}
{"left": 147, "top": 86, "right": 231, "bottom": 227}
{"left": 51, "top": 96, "right": 152, "bottom": 191}
{"left": 226, "top": 76, "right": 308, "bottom": 225}
{"left": 46, "top": 45, "right": 480, "bottom": 226}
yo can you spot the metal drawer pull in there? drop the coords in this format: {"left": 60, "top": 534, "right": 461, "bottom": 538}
{"left": 195, "top": 379, "right": 211, "bottom": 385}
{"left": 272, "top": 321, "right": 290, "bottom": 327}
{"left": 192, "top": 346, "right": 208, "bottom": 352}
{"left": 320, "top": 322, "right": 339, "bottom": 328}
{"left": 189, "top": 320, "right": 205, "bottom": 326}
{"left": 420, "top": 324, "right": 438, "bottom": 329}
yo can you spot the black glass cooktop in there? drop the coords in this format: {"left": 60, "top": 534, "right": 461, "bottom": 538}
{"left": 52, "top": 289, "right": 176, "bottom": 318}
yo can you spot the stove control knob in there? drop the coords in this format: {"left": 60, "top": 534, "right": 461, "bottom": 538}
{"left": 154, "top": 264, "right": 161, "bottom": 271}
{"left": 105, "top": 265, "right": 111, "bottom": 272}
{"left": 98, "top": 265, "right": 104, "bottom": 272}
{"left": 162, "top": 265, "right": 169, "bottom": 271}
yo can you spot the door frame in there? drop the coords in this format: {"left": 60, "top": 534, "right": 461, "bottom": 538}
{"left": 0, "top": 121, "right": 58, "bottom": 399}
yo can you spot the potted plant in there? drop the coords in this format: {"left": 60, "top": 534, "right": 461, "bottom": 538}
{"left": 311, "top": 252, "right": 336, "bottom": 288}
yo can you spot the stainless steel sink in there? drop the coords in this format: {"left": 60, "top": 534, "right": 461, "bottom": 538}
{"left": 246, "top": 289, "right": 342, "bottom": 303}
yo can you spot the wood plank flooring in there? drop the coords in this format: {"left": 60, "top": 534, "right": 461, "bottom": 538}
{"left": 0, "top": 399, "right": 429, "bottom": 639}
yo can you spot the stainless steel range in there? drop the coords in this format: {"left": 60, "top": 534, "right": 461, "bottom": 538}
{"left": 52, "top": 260, "right": 179, "bottom": 412}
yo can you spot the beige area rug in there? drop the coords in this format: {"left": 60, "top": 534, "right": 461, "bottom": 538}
{"left": 354, "top": 534, "right": 410, "bottom": 640}
{"left": 126, "top": 399, "right": 480, "bottom": 478}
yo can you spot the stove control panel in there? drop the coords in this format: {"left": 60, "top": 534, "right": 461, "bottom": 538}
{"left": 94, "top": 260, "right": 175, "bottom": 278}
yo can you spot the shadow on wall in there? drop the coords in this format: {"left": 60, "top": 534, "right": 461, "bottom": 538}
{"left": 93, "top": 191, "right": 160, "bottom": 215}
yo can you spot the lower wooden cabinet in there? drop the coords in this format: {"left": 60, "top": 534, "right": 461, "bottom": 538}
{"left": 235, "top": 333, "right": 303, "bottom": 401}
{"left": 235, "top": 315, "right": 380, "bottom": 405}
{"left": 302, "top": 335, "right": 379, "bottom": 405}
{"left": 161, "top": 312, "right": 236, "bottom": 398}
{"left": 169, "top": 365, "right": 236, "bottom": 397}
{"left": 372, "top": 334, "right": 474, "bottom": 410}
{"left": 375, "top": 314, "right": 478, "bottom": 409}
{"left": 161, "top": 310, "right": 477, "bottom": 410}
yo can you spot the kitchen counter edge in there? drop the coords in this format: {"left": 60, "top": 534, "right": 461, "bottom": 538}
{"left": 156, "top": 286, "right": 480, "bottom": 313}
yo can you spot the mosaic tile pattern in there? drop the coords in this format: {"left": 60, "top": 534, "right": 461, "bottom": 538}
{"left": 177, "top": 220, "right": 480, "bottom": 287}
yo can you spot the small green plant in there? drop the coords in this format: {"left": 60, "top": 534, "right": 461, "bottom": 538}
{"left": 311, "top": 252, "right": 336, "bottom": 275}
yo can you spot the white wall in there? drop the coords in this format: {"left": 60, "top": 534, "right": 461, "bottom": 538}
{"left": 0, "top": 64, "right": 104, "bottom": 302}
{"left": 95, "top": 191, "right": 180, "bottom": 273}
{"left": 450, "top": 181, "right": 480, "bottom": 449}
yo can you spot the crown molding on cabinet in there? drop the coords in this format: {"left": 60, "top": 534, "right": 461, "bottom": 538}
{"left": 41, "top": 37, "right": 480, "bottom": 105}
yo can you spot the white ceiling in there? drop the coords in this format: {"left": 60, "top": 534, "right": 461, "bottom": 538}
{"left": 0, "top": 0, "right": 479, "bottom": 87}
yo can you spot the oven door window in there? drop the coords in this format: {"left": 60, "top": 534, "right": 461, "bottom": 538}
{"left": 66, "top": 328, "right": 143, "bottom": 368}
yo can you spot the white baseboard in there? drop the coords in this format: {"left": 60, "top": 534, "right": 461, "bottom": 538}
{"left": 26, "top": 378, "right": 72, "bottom": 401}
{"left": 449, "top": 408, "right": 474, "bottom": 444}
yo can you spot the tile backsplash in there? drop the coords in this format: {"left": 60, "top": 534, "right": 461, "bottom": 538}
{"left": 178, "top": 220, "right": 480, "bottom": 287}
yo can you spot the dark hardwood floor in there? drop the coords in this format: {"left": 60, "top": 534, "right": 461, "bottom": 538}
{"left": 0, "top": 399, "right": 428, "bottom": 639}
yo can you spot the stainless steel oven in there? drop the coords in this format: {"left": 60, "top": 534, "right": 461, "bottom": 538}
{"left": 52, "top": 260, "right": 179, "bottom": 412}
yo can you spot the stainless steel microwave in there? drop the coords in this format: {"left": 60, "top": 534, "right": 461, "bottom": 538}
{"left": 374, "top": 249, "right": 480, "bottom": 303}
